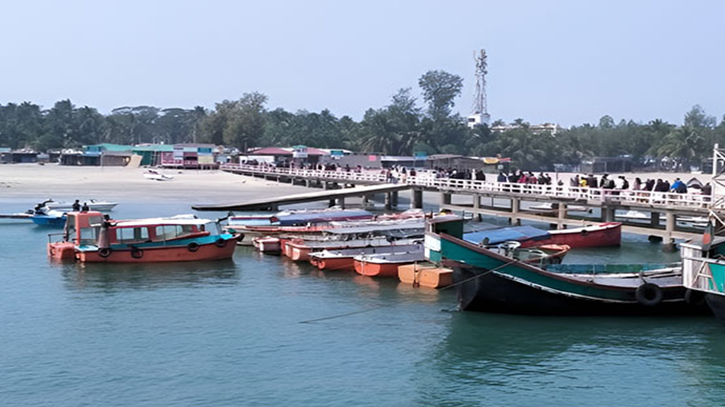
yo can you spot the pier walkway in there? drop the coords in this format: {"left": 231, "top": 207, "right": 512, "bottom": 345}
{"left": 219, "top": 164, "right": 720, "bottom": 243}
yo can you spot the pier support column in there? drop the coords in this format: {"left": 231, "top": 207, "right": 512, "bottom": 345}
{"left": 305, "top": 179, "right": 310, "bottom": 188}
{"left": 323, "top": 182, "right": 330, "bottom": 190}
{"left": 384, "top": 192, "right": 392, "bottom": 210}
{"left": 411, "top": 189, "right": 423, "bottom": 209}
{"left": 473, "top": 194, "right": 483, "bottom": 221}
{"left": 601, "top": 207, "right": 615, "bottom": 222}
{"left": 440, "top": 192, "right": 452, "bottom": 206}
{"left": 510, "top": 198, "right": 521, "bottom": 226}
{"left": 664, "top": 212, "right": 675, "bottom": 240}
{"left": 557, "top": 203, "right": 567, "bottom": 229}
{"left": 391, "top": 191, "right": 399, "bottom": 208}
{"left": 336, "top": 197, "right": 346, "bottom": 209}
{"left": 362, "top": 195, "right": 369, "bottom": 209}
{"left": 329, "top": 199, "right": 336, "bottom": 207}
{"left": 650, "top": 212, "right": 660, "bottom": 227}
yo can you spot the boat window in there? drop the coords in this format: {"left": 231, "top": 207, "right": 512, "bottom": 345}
{"left": 79, "top": 227, "right": 99, "bottom": 246}
{"left": 117, "top": 227, "right": 150, "bottom": 243}
{"left": 155, "top": 224, "right": 198, "bottom": 240}
{"left": 204, "top": 222, "right": 221, "bottom": 235}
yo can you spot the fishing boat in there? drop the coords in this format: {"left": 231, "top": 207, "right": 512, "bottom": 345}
{"left": 682, "top": 219, "right": 725, "bottom": 321}
{"left": 354, "top": 249, "right": 427, "bottom": 277}
{"left": 462, "top": 222, "right": 621, "bottom": 249}
{"left": 425, "top": 215, "right": 703, "bottom": 315}
{"left": 282, "top": 222, "right": 424, "bottom": 261}
{"left": 48, "top": 211, "right": 237, "bottom": 263}
{"left": 44, "top": 199, "right": 119, "bottom": 212}
{"left": 310, "top": 243, "right": 425, "bottom": 271}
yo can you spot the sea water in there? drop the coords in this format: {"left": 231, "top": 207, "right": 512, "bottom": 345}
{"left": 1, "top": 200, "right": 725, "bottom": 407}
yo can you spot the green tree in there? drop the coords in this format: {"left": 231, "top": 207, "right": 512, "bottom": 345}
{"left": 418, "top": 70, "right": 463, "bottom": 120}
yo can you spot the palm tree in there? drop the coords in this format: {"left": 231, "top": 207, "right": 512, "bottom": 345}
{"left": 657, "top": 126, "right": 704, "bottom": 170}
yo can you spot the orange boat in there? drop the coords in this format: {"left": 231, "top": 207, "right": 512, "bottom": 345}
{"left": 310, "top": 243, "right": 424, "bottom": 271}
{"left": 48, "top": 211, "right": 237, "bottom": 263}
{"left": 354, "top": 250, "right": 426, "bottom": 277}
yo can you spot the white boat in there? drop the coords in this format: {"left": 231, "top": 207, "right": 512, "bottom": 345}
{"left": 527, "top": 202, "right": 590, "bottom": 214}
{"left": 44, "top": 199, "right": 118, "bottom": 212}
{"left": 616, "top": 210, "right": 649, "bottom": 221}
{"left": 0, "top": 212, "right": 34, "bottom": 223}
{"left": 144, "top": 170, "right": 174, "bottom": 181}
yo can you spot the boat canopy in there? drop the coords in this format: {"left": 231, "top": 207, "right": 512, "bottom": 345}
{"left": 325, "top": 222, "right": 424, "bottom": 235}
{"left": 275, "top": 210, "right": 373, "bottom": 226}
{"left": 463, "top": 226, "right": 550, "bottom": 245}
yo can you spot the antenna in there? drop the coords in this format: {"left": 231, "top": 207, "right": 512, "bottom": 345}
{"left": 467, "top": 49, "right": 490, "bottom": 128}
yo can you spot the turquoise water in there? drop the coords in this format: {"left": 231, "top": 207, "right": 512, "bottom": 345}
{"left": 2, "top": 200, "right": 725, "bottom": 406}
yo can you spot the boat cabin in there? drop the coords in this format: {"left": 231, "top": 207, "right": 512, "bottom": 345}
{"left": 63, "top": 212, "right": 221, "bottom": 248}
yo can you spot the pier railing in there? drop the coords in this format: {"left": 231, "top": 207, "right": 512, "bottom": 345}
{"left": 221, "top": 164, "right": 717, "bottom": 210}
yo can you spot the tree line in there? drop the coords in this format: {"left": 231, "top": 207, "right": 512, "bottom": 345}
{"left": 1, "top": 69, "right": 724, "bottom": 171}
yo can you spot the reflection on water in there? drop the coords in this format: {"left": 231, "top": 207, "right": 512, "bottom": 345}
{"left": 59, "top": 259, "right": 238, "bottom": 291}
{"left": 412, "top": 312, "right": 725, "bottom": 406}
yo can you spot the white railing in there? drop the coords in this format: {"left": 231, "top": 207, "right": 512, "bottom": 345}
{"left": 221, "top": 164, "right": 718, "bottom": 210}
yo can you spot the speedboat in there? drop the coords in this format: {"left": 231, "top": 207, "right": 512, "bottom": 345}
{"left": 44, "top": 199, "right": 118, "bottom": 212}
{"left": 32, "top": 209, "right": 67, "bottom": 227}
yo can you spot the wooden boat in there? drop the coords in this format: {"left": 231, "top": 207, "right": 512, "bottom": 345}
{"left": 310, "top": 243, "right": 424, "bottom": 271}
{"left": 462, "top": 222, "right": 621, "bottom": 249}
{"left": 354, "top": 249, "right": 426, "bottom": 277}
{"left": 682, "top": 220, "right": 725, "bottom": 321}
{"left": 425, "top": 215, "right": 704, "bottom": 315}
{"left": 252, "top": 236, "right": 283, "bottom": 254}
{"left": 48, "top": 211, "right": 237, "bottom": 263}
{"left": 282, "top": 222, "right": 424, "bottom": 261}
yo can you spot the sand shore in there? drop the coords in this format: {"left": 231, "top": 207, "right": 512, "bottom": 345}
{"left": 0, "top": 164, "right": 308, "bottom": 206}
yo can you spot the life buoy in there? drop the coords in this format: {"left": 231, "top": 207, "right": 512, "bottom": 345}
{"left": 131, "top": 248, "right": 144, "bottom": 259}
{"left": 187, "top": 242, "right": 200, "bottom": 252}
{"left": 685, "top": 289, "right": 706, "bottom": 307}
{"left": 99, "top": 248, "right": 112, "bottom": 258}
{"left": 635, "top": 283, "right": 663, "bottom": 306}
{"left": 215, "top": 238, "right": 227, "bottom": 248}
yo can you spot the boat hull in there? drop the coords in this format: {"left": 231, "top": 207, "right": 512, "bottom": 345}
{"left": 74, "top": 239, "right": 236, "bottom": 263}
{"left": 705, "top": 293, "right": 725, "bottom": 322}
{"left": 317, "top": 257, "right": 355, "bottom": 271}
{"left": 32, "top": 215, "right": 66, "bottom": 227}
{"left": 354, "top": 259, "right": 405, "bottom": 277}
{"left": 447, "top": 260, "right": 699, "bottom": 315}
{"left": 523, "top": 222, "right": 621, "bottom": 249}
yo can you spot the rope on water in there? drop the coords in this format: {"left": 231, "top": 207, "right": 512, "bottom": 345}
{"left": 298, "top": 257, "right": 521, "bottom": 324}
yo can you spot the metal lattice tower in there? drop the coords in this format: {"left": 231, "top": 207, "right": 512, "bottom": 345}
{"left": 472, "top": 49, "right": 488, "bottom": 116}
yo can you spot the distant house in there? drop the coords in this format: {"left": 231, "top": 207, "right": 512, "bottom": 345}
{"left": 159, "top": 144, "right": 220, "bottom": 169}
{"left": 580, "top": 157, "right": 633, "bottom": 174}
{"left": 10, "top": 149, "right": 39, "bottom": 163}
{"left": 0, "top": 147, "right": 11, "bottom": 164}
{"left": 246, "top": 146, "right": 329, "bottom": 165}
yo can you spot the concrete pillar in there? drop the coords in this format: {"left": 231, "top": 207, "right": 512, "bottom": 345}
{"left": 651, "top": 212, "right": 660, "bottom": 227}
{"left": 305, "top": 179, "right": 310, "bottom": 188}
{"left": 385, "top": 192, "right": 392, "bottom": 210}
{"left": 336, "top": 197, "right": 346, "bottom": 209}
{"left": 391, "top": 191, "right": 399, "bottom": 208}
{"left": 602, "top": 207, "right": 615, "bottom": 223}
{"left": 440, "top": 192, "right": 452, "bottom": 205}
{"left": 411, "top": 189, "right": 423, "bottom": 209}
{"left": 323, "top": 182, "right": 329, "bottom": 190}
{"left": 329, "top": 198, "right": 336, "bottom": 207}
{"left": 665, "top": 212, "right": 675, "bottom": 237}
{"left": 473, "top": 194, "right": 481, "bottom": 209}
{"left": 557, "top": 203, "right": 567, "bottom": 229}
{"left": 362, "top": 195, "right": 369, "bottom": 208}
{"left": 510, "top": 198, "right": 521, "bottom": 226}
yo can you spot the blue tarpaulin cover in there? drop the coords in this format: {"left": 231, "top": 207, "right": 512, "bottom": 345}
{"left": 463, "top": 226, "right": 550, "bottom": 245}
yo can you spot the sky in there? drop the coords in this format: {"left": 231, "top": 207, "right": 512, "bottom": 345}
{"left": 1, "top": 0, "right": 724, "bottom": 126}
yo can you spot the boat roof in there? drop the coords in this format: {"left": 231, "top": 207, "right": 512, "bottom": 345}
{"left": 114, "top": 215, "right": 213, "bottom": 227}
{"left": 463, "top": 226, "right": 550, "bottom": 245}
{"left": 325, "top": 222, "right": 424, "bottom": 235}
{"left": 276, "top": 210, "right": 372, "bottom": 225}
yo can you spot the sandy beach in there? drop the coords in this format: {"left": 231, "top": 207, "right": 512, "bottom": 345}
{"left": 0, "top": 164, "right": 309, "bottom": 206}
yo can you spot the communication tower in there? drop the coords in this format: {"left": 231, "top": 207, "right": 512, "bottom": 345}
{"left": 468, "top": 49, "right": 491, "bottom": 128}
